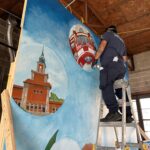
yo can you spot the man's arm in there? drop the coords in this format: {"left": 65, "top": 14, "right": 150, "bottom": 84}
{"left": 123, "top": 55, "right": 133, "bottom": 70}
{"left": 123, "top": 55, "right": 127, "bottom": 62}
{"left": 95, "top": 40, "right": 107, "bottom": 60}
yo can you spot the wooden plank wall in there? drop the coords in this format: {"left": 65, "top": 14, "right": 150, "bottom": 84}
{"left": 129, "top": 51, "right": 150, "bottom": 95}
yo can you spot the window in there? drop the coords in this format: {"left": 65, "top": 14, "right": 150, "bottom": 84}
{"left": 30, "top": 104, "right": 33, "bottom": 109}
{"left": 140, "top": 98, "right": 150, "bottom": 138}
{"left": 35, "top": 105, "right": 37, "bottom": 109}
{"left": 52, "top": 107, "right": 57, "bottom": 112}
{"left": 77, "top": 35, "right": 88, "bottom": 45}
{"left": 26, "top": 104, "right": 29, "bottom": 110}
{"left": 33, "top": 90, "right": 42, "bottom": 94}
{"left": 132, "top": 99, "right": 139, "bottom": 121}
{"left": 42, "top": 106, "right": 45, "bottom": 112}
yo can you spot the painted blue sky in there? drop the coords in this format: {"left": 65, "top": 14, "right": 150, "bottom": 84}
{"left": 12, "top": 0, "right": 103, "bottom": 149}
{"left": 15, "top": 0, "right": 100, "bottom": 99}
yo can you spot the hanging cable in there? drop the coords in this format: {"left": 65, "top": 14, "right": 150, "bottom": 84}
{"left": 65, "top": 0, "right": 76, "bottom": 8}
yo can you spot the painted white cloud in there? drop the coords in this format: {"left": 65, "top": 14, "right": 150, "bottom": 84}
{"left": 15, "top": 30, "right": 68, "bottom": 99}
{"left": 27, "top": 6, "right": 69, "bottom": 52}
{"left": 51, "top": 138, "right": 81, "bottom": 150}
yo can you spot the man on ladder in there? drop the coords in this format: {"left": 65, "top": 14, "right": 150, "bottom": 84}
{"left": 93, "top": 25, "right": 133, "bottom": 123}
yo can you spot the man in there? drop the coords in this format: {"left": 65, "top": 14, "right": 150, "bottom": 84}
{"left": 94, "top": 25, "right": 133, "bottom": 122}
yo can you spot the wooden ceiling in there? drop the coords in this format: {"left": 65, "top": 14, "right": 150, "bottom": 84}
{"left": 0, "top": 0, "right": 23, "bottom": 23}
{"left": 60, "top": 0, "right": 150, "bottom": 55}
{"left": 0, "top": 0, "right": 150, "bottom": 55}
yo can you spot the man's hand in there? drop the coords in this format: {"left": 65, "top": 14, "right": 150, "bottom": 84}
{"left": 91, "top": 59, "right": 98, "bottom": 68}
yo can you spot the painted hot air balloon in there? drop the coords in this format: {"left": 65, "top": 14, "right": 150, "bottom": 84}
{"left": 69, "top": 24, "right": 96, "bottom": 71}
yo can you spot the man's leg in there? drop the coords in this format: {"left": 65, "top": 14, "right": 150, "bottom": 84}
{"left": 102, "top": 82, "right": 118, "bottom": 113}
{"left": 99, "top": 62, "right": 124, "bottom": 122}
{"left": 115, "top": 88, "right": 133, "bottom": 122}
{"left": 101, "top": 82, "right": 122, "bottom": 122}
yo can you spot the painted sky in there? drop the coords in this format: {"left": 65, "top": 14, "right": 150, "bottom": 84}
{"left": 14, "top": 0, "right": 99, "bottom": 99}
{"left": 11, "top": 0, "right": 102, "bottom": 149}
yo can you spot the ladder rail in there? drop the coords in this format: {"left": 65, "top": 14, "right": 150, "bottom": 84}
{"left": 114, "top": 127, "right": 120, "bottom": 148}
{"left": 126, "top": 86, "right": 143, "bottom": 149}
{"left": 122, "top": 86, "right": 127, "bottom": 149}
{"left": 95, "top": 96, "right": 103, "bottom": 149}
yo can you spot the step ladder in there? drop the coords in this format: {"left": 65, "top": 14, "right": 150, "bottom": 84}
{"left": 95, "top": 79, "right": 143, "bottom": 150}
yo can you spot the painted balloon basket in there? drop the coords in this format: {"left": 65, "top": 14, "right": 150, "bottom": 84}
{"left": 69, "top": 24, "right": 96, "bottom": 71}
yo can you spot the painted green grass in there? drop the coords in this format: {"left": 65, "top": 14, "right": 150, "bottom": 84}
{"left": 45, "top": 130, "right": 59, "bottom": 150}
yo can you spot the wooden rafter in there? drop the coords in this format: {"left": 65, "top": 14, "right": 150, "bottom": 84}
{"left": 59, "top": 0, "right": 86, "bottom": 24}
{"left": 84, "top": 0, "right": 88, "bottom": 23}
{"left": 78, "top": 0, "right": 105, "bottom": 26}
{"left": 87, "top": 4, "right": 105, "bottom": 26}
{"left": 86, "top": 23, "right": 103, "bottom": 28}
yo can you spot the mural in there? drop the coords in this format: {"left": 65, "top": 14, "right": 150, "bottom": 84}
{"left": 12, "top": 48, "right": 64, "bottom": 115}
{"left": 69, "top": 24, "right": 96, "bottom": 71}
{"left": 7, "top": 0, "right": 102, "bottom": 150}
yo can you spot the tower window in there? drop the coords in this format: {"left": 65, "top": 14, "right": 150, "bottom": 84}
{"left": 18, "top": 102, "right": 20, "bottom": 106}
{"left": 42, "top": 107, "right": 45, "bottom": 112}
{"left": 52, "top": 107, "right": 57, "bottom": 112}
{"left": 27, "top": 105, "right": 29, "bottom": 110}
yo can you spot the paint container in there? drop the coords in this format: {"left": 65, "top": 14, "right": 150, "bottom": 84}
{"left": 143, "top": 140, "right": 150, "bottom": 150}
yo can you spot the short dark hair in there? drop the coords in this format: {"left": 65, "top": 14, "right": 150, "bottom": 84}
{"left": 106, "top": 25, "right": 117, "bottom": 33}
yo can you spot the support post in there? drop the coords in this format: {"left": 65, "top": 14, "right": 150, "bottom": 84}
{"left": 1, "top": 89, "right": 16, "bottom": 150}
{"left": 0, "top": 115, "right": 4, "bottom": 150}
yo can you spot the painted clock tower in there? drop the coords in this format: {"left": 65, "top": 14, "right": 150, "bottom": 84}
{"left": 21, "top": 50, "right": 51, "bottom": 115}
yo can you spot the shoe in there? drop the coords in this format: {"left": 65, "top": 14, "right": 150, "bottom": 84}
{"left": 100, "top": 112, "right": 122, "bottom": 122}
{"left": 126, "top": 116, "right": 134, "bottom": 123}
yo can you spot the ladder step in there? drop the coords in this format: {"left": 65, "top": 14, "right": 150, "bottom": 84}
{"left": 118, "top": 100, "right": 130, "bottom": 107}
{"left": 96, "top": 146, "right": 116, "bottom": 150}
{"left": 100, "top": 121, "right": 135, "bottom": 127}
{"left": 118, "top": 142, "right": 140, "bottom": 147}
{"left": 114, "top": 79, "right": 128, "bottom": 89}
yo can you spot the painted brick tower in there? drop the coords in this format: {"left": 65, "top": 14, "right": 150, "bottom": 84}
{"left": 20, "top": 50, "right": 51, "bottom": 115}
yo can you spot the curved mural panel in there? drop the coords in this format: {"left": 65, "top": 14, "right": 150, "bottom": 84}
{"left": 6, "top": 0, "right": 101, "bottom": 150}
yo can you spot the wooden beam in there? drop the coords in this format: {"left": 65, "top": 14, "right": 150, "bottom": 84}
{"left": 0, "top": 41, "right": 17, "bottom": 51}
{"left": 86, "top": 2, "right": 105, "bottom": 26}
{"left": 84, "top": 0, "right": 88, "bottom": 23}
{"left": 138, "top": 125, "right": 150, "bottom": 140}
{"left": 118, "top": 14, "right": 150, "bottom": 38}
{"left": 59, "top": 0, "right": 84, "bottom": 22}
{"left": 0, "top": 115, "right": 4, "bottom": 150}
{"left": 86, "top": 23, "right": 103, "bottom": 28}
{"left": 65, "top": 0, "right": 76, "bottom": 8}
{"left": 1, "top": 89, "right": 16, "bottom": 150}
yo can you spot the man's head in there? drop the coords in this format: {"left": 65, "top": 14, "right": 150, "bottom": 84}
{"left": 106, "top": 25, "right": 117, "bottom": 33}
